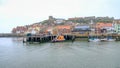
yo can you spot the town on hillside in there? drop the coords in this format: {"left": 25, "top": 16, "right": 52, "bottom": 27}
{"left": 11, "top": 16, "right": 120, "bottom": 36}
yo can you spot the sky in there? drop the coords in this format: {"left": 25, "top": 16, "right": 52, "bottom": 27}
{"left": 0, "top": 0, "right": 120, "bottom": 33}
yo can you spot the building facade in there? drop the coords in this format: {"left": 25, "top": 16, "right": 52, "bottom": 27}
{"left": 114, "top": 20, "right": 120, "bottom": 33}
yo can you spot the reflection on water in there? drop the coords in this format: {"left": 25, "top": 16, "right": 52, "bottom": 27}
{"left": 0, "top": 38, "right": 120, "bottom": 68}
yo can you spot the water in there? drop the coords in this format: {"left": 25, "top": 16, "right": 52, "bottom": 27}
{"left": 0, "top": 38, "right": 120, "bottom": 68}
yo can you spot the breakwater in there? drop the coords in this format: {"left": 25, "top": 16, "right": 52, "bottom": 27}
{"left": 0, "top": 33, "right": 24, "bottom": 37}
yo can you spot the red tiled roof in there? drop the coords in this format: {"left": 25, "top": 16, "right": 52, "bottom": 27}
{"left": 56, "top": 25, "right": 71, "bottom": 29}
{"left": 96, "top": 22, "right": 112, "bottom": 28}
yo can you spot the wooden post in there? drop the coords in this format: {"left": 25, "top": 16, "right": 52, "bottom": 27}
{"left": 40, "top": 37, "right": 41, "bottom": 43}
{"left": 65, "top": 35, "right": 68, "bottom": 40}
{"left": 51, "top": 36, "right": 52, "bottom": 41}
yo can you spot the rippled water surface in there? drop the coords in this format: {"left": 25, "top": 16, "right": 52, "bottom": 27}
{"left": 0, "top": 38, "right": 120, "bottom": 68}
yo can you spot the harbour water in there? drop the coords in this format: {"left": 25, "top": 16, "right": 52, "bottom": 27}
{"left": 0, "top": 38, "right": 120, "bottom": 68}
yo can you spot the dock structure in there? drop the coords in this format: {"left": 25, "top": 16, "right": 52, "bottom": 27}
{"left": 23, "top": 33, "right": 120, "bottom": 43}
{"left": 24, "top": 34, "right": 74, "bottom": 43}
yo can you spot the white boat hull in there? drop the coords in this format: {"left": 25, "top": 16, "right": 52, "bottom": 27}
{"left": 100, "top": 38, "right": 107, "bottom": 41}
{"left": 107, "top": 39, "right": 116, "bottom": 41}
{"left": 89, "top": 39, "right": 100, "bottom": 42}
{"left": 100, "top": 38, "right": 115, "bottom": 42}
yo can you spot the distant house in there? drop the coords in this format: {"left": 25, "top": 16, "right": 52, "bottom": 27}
{"left": 96, "top": 22, "right": 112, "bottom": 28}
{"left": 45, "top": 27, "right": 54, "bottom": 35}
{"left": 12, "top": 26, "right": 28, "bottom": 34}
{"left": 54, "top": 18, "right": 65, "bottom": 24}
{"left": 96, "top": 22, "right": 114, "bottom": 33}
{"left": 72, "top": 25, "right": 90, "bottom": 35}
{"left": 64, "top": 21, "right": 75, "bottom": 26}
{"left": 12, "top": 28, "right": 17, "bottom": 33}
{"left": 114, "top": 20, "right": 120, "bottom": 33}
{"left": 53, "top": 25, "right": 72, "bottom": 35}
{"left": 115, "top": 24, "right": 120, "bottom": 33}
{"left": 26, "top": 29, "right": 39, "bottom": 34}
{"left": 26, "top": 26, "right": 40, "bottom": 34}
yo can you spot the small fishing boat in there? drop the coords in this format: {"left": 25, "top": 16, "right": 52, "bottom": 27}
{"left": 107, "top": 39, "right": 115, "bottom": 41}
{"left": 100, "top": 38, "right": 107, "bottom": 42}
{"left": 100, "top": 36, "right": 115, "bottom": 42}
{"left": 52, "top": 35, "right": 65, "bottom": 43}
{"left": 107, "top": 36, "right": 116, "bottom": 41}
{"left": 88, "top": 36, "right": 100, "bottom": 42}
{"left": 89, "top": 38, "right": 100, "bottom": 42}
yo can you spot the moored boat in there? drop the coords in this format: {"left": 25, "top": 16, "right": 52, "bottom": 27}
{"left": 107, "top": 36, "right": 116, "bottom": 41}
{"left": 100, "top": 36, "right": 115, "bottom": 42}
{"left": 100, "top": 38, "right": 107, "bottom": 42}
{"left": 52, "top": 35, "right": 65, "bottom": 43}
{"left": 88, "top": 36, "right": 100, "bottom": 42}
{"left": 107, "top": 39, "right": 116, "bottom": 41}
{"left": 89, "top": 38, "right": 100, "bottom": 42}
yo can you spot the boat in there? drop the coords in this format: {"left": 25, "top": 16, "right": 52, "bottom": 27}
{"left": 100, "top": 36, "right": 115, "bottom": 42}
{"left": 107, "top": 36, "right": 116, "bottom": 41}
{"left": 107, "top": 39, "right": 116, "bottom": 41}
{"left": 89, "top": 38, "right": 100, "bottom": 42}
{"left": 88, "top": 20, "right": 100, "bottom": 42}
{"left": 52, "top": 35, "right": 65, "bottom": 43}
{"left": 88, "top": 36, "right": 100, "bottom": 42}
{"left": 100, "top": 38, "right": 107, "bottom": 42}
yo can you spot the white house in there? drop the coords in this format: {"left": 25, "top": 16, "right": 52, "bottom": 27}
{"left": 54, "top": 18, "right": 65, "bottom": 24}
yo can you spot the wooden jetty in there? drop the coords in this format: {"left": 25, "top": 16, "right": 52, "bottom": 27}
{"left": 23, "top": 33, "right": 120, "bottom": 43}
{"left": 24, "top": 34, "right": 75, "bottom": 43}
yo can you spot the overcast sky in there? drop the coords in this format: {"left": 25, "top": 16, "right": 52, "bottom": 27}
{"left": 0, "top": 0, "right": 120, "bottom": 33}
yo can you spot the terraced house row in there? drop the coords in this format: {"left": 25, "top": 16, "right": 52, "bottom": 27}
{"left": 11, "top": 16, "right": 120, "bottom": 36}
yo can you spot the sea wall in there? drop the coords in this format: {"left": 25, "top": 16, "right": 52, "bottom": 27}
{"left": 0, "top": 33, "right": 25, "bottom": 37}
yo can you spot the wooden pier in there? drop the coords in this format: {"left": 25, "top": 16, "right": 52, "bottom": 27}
{"left": 24, "top": 33, "right": 120, "bottom": 43}
{"left": 24, "top": 35, "right": 75, "bottom": 43}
